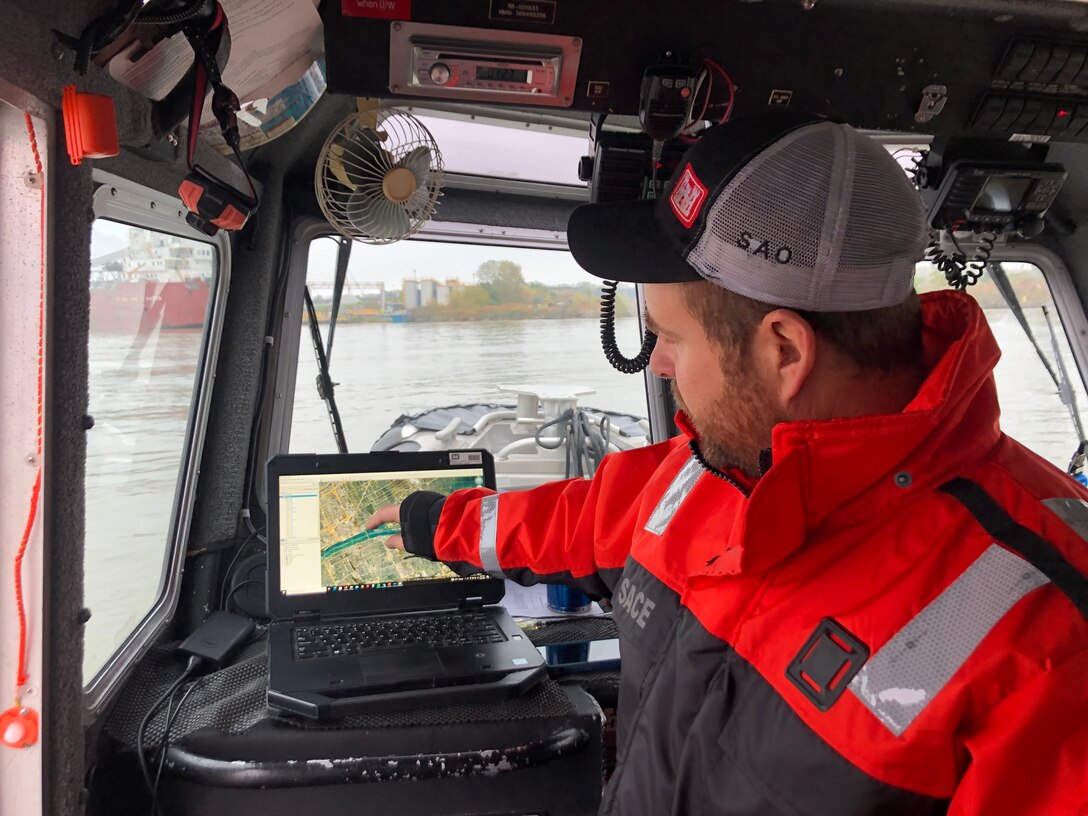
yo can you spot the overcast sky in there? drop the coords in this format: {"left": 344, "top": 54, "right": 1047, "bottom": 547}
{"left": 307, "top": 235, "right": 597, "bottom": 291}
{"left": 94, "top": 214, "right": 599, "bottom": 289}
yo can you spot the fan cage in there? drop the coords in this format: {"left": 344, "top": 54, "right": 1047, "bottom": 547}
{"left": 315, "top": 109, "right": 445, "bottom": 245}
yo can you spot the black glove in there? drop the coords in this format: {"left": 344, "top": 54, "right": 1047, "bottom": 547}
{"left": 398, "top": 491, "right": 446, "bottom": 559}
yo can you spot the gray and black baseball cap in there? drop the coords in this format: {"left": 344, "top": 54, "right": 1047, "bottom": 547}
{"left": 567, "top": 112, "right": 929, "bottom": 311}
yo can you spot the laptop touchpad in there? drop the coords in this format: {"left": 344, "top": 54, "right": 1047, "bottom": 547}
{"left": 360, "top": 650, "right": 443, "bottom": 680}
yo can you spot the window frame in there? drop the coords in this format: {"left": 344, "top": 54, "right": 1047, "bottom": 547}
{"left": 985, "top": 243, "right": 1088, "bottom": 396}
{"left": 267, "top": 217, "right": 326, "bottom": 466}
{"left": 83, "top": 171, "right": 231, "bottom": 713}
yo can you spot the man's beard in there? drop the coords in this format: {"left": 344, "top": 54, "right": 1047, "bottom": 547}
{"left": 670, "top": 360, "right": 782, "bottom": 479}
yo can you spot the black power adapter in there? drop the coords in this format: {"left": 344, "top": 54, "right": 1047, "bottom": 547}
{"left": 178, "top": 611, "right": 255, "bottom": 669}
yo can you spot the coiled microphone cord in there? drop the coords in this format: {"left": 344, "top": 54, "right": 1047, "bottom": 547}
{"left": 925, "top": 230, "right": 996, "bottom": 291}
{"left": 600, "top": 280, "right": 657, "bottom": 374}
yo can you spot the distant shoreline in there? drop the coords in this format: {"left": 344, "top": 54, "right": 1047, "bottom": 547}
{"left": 312, "top": 289, "right": 1054, "bottom": 324}
{"left": 313, "top": 301, "right": 635, "bottom": 324}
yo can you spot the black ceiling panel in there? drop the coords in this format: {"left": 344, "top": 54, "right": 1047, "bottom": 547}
{"left": 321, "top": 0, "right": 1088, "bottom": 141}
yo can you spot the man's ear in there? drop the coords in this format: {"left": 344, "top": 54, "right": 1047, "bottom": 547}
{"left": 752, "top": 309, "right": 817, "bottom": 404}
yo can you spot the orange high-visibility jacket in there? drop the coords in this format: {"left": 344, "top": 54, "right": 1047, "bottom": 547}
{"left": 405, "top": 291, "right": 1088, "bottom": 815}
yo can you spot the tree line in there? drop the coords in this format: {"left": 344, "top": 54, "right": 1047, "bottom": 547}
{"left": 412, "top": 259, "right": 636, "bottom": 322}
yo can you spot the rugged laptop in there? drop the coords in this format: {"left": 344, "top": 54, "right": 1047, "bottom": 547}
{"left": 265, "top": 449, "right": 545, "bottom": 719}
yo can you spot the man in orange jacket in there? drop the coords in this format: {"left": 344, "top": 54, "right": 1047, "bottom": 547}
{"left": 368, "top": 112, "right": 1088, "bottom": 814}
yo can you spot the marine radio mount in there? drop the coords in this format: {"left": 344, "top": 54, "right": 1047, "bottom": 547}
{"left": 919, "top": 138, "right": 1067, "bottom": 238}
{"left": 917, "top": 137, "right": 1068, "bottom": 291}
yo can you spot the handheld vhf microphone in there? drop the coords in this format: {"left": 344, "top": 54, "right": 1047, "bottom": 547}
{"left": 639, "top": 62, "right": 701, "bottom": 141}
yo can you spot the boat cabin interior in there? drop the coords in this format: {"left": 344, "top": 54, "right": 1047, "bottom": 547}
{"left": 4, "top": 0, "right": 1088, "bottom": 813}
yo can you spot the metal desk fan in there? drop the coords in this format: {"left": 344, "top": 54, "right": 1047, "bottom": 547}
{"left": 315, "top": 106, "right": 444, "bottom": 243}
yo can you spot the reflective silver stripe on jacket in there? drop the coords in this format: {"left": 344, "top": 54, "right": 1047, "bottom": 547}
{"left": 645, "top": 457, "right": 704, "bottom": 535}
{"left": 1042, "top": 497, "right": 1088, "bottom": 542}
{"left": 478, "top": 494, "right": 503, "bottom": 577}
{"left": 849, "top": 544, "right": 1049, "bottom": 736}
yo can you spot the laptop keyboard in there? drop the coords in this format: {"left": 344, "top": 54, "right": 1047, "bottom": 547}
{"left": 294, "top": 611, "right": 505, "bottom": 660}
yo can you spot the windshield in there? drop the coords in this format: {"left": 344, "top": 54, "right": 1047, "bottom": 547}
{"left": 289, "top": 235, "right": 650, "bottom": 489}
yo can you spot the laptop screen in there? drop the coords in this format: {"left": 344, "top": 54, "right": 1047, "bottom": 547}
{"left": 277, "top": 467, "right": 491, "bottom": 596}
{"left": 266, "top": 450, "right": 503, "bottom": 618}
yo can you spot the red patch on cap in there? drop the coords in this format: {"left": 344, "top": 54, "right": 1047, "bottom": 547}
{"left": 669, "top": 164, "right": 709, "bottom": 228}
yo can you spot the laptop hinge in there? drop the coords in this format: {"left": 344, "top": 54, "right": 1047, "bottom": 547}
{"left": 292, "top": 611, "right": 321, "bottom": 624}
{"left": 459, "top": 596, "right": 485, "bottom": 610}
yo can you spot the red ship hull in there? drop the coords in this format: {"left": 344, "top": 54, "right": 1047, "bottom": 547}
{"left": 90, "top": 280, "right": 210, "bottom": 334}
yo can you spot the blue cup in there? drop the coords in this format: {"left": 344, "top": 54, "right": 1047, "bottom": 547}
{"left": 547, "top": 584, "right": 592, "bottom": 614}
{"left": 545, "top": 642, "right": 591, "bottom": 666}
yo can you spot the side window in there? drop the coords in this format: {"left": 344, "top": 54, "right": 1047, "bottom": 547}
{"left": 916, "top": 261, "right": 1088, "bottom": 470}
{"left": 289, "top": 236, "right": 651, "bottom": 489}
{"left": 84, "top": 214, "right": 220, "bottom": 689}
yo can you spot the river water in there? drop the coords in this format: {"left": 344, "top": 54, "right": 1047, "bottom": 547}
{"left": 82, "top": 308, "right": 1088, "bottom": 680}
{"left": 290, "top": 316, "right": 653, "bottom": 454}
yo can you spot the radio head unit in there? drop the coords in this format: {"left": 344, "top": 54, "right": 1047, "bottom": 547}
{"left": 919, "top": 138, "right": 1067, "bottom": 237}
{"left": 924, "top": 160, "right": 1067, "bottom": 234}
{"left": 389, "top": 22, "right": 582, "bottom": 107}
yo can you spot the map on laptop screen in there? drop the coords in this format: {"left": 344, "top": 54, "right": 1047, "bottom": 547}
{"left": 277, "top": 468, "right": 486, "bottom": 596}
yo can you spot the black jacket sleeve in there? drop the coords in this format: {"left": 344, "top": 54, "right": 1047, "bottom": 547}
{"left": 399, "top": 490, "right": 488, "bottom": 579}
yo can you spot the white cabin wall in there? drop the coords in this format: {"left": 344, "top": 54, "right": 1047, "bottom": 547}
{"left": 0, "top": 3, "right": 140, "bottom": 814}
{"left": 0, "top": 94, "right": 49, "bottom": 816}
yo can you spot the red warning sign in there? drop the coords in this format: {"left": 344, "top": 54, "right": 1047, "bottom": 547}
{"left": 343, "top": 0, "right": 411, "bottom": 19}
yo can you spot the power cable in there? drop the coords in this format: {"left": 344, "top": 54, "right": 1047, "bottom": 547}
{"left": 136, "top": 657, "right": 202, "bottom": 810}
{"left": 224, "top": 579, "right": 264, "bottom": 614}
{"left": 218, "top": 527, "right": 263, "bottom": 610}
{"left": 149, "top": 676, "right": 202, "bottom": 814}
